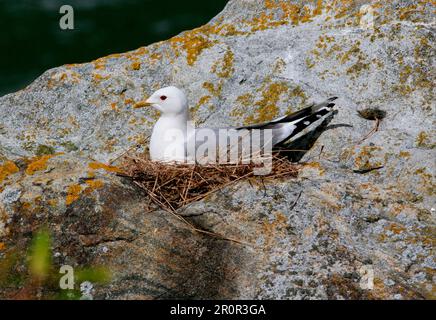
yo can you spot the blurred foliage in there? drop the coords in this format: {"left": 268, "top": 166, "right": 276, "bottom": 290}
{"left": 29, "top": 228, "right": 52, "bottom": 280}
{"left": 0, "top": 227, "right": 112, "bottom": 299}
{"left": 76, "top": 266, "right": 112, "bottom": 284}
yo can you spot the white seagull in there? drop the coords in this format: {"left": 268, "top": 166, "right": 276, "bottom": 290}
{"left": 135, "top": 86, "right": 337, "bottom": 163}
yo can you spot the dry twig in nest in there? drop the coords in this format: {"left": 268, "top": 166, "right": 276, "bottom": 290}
{"left": 119, "top": 153, "right": 299, "bottom": 244}
{"left": 121, "top": 153, "right": 299, "bottom": 211}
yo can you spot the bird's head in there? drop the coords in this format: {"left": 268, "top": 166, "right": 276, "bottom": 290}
{"left": 134, "top": 86, "right": 188, "bottom": 115}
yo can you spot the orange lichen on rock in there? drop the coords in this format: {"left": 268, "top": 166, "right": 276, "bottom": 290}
{"left": 131, "top": 61, "right": 141, "bottom": 70}
{"left": 0, "top": 161, "right": 19, "bottom": 183}
{"left": 110, "top": 102, "right": 118, "bottom": 111}
{"left": 259, "top": 0, "right": 326, "bottom": 29}
{"left": 85, "top": 179, "right": 104, "bottom": 189}
{"left": 47, "top": 199, "right": 58, "bottom": 207}
{"left": 25, "top": 155, "right": 55, "bottom": 175}
{"left": 386, "top": 223, "right": 406, "bottom": 235}
{"left": 93, "top": 57, "right": 106, "bottom": 70}
{"left": 191, "top": 95, "right": 212, "bottom": 114}
{"left": 211, "top": 49, "right": 235, "bottom": 78}
{"left": 353, "top": 146, "right": 383, "bottom": 171}
{"left": 124, "top": 98, "right": 135, "bottom": 105}
{"left": 150, "top": 52, "right": 162, "bottom": 63}
{"left": 84, "top": 179, "right": 104, "bottom": 194}
{"left": 203, "top": 81, "right": 223, "bottom": 97}
{"left": 88, "top": 162, "right": 122, "bottom": 173}
{"left": 303, "top": 161, "right": 325, "bottom": 176}
{"left": 244, "top": 82, "right": 289, "bottom": 124}
{"left": 65, "top": 178, "right": 105, "bottom": 206}
{"left": 92, "top": 73, "right": 110, "bottom": 82}
{"left": 170, "top": 28, "right": 215, "bottom": 66}
{"left": 66, "top": 184, "right": 82, "bottom": 205}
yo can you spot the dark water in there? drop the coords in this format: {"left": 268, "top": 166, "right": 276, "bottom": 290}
{"left": 0, "top": 0, "right": 228, "bottom": 96}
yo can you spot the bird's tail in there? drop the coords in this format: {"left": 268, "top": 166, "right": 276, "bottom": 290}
{"left": 287, "top": 97, "right": 337, "bottom": 136}
{"left": 307, "top": 96, "right": 338, "bottom": 115}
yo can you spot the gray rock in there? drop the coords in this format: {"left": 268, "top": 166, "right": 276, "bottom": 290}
{"left": 0, "top": 0, "right": 434, "bottom": 299}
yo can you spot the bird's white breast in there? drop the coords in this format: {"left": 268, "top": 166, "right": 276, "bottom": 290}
{"left": 150, "top": 115, "right": 189, "bottom": 162}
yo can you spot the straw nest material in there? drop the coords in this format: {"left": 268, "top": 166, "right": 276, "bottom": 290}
{"left": 120, "top": 153, "right": 299, "bottom": 213}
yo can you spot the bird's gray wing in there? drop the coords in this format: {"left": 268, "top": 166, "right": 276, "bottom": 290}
{"left": 233, "top": 97, "right": 338, "bottom": 146}
{"left": 188, "top": 97, "right": 337, "bottom": 160}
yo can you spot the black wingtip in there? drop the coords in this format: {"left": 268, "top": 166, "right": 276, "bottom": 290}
{"left": 328, "top": 96, "right": 338, "bottom": 101}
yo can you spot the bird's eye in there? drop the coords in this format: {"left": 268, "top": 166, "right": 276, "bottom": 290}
{"left": 160, "top": 95, "right": 167, "bottom": 101}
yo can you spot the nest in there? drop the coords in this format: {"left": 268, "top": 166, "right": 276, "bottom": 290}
{"left": 120, "top": 153, "right": 299, "bottom": 212}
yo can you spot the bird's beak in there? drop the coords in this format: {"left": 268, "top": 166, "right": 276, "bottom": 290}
{"left": 133, "top": 99, "right": 153, "bottom": 109}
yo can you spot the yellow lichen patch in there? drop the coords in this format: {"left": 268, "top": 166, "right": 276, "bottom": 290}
{"left": 21, "top": 202, "right": 31, "bottom": 211}
{"left": 110, "top": 102, "right": 118, "bottom": 111}
{"left": 0, "top": 161, "right": 19, "bottom": 183}
{"left": 335, "top": 41, "right": 370, "bottom": 78}
{"left": 47, "top": 199, "right": 58, "bottom": 207}
{"left": 93, "top": 57, "right": 106, "bottom": 70}
{"left": 386, "top": 223, "right": 406, "bottom": 235}
{"left": 269, "top": 1, "right": 301, "bottom": 24}
{"left": 64, "top": 178, "right": 104, "bottom": 206}
{"left": 399, "top": 151, "right": 411, "bottom": 158}
{"left": 260, "top": 0, "right": 326, "bottom": 29}
{"left": 261, "top": 211, "right": 289, "bottom": 248}
{"left": 333, "top": 0, "right": 355, "bottom": 19}
{"left": 203, "top": 81, "right": 223, "bottom": 97}
{"left": 66, "top": 184, "right": 82, "bottom": 206}
{"left": 191, "top": 95, "right": 211, "bottom": 115}
{"left": 230, "top": 93, "right": 255, "bottom": 120}
{"left": 416, "top": 131, "right": 435, "bottom": 148}
{"left": 313, "top": 0, "right": 324, "bottom": 15}
{"left": 92, "top": 73, "right": 110, "bottom": 82}
{"left": 414, "top": 168, "right": 435, "bottom": 195}
{"left": 306, "top": 57, "right": 316, "bottom": 68}
{"left": 303, "top": 161, "right": 325, "bottom": 176}
{"left": 211, "top": 49, "right": 235, "bottom": 78}
{"left": 346, "top": 61, "right": 370, "bottom": 76}
{"left": 236, "top": 93, "right": 254, "bottom": 107}
{"left": 47, "top": 69, "right": 81, "bottom": 88}
{"left": 398, "top": 4, "right": 418, "bottom": 20}
{"left": 88, "top": 162, "right": 122, "bottom": 173}
{"left": 25, "top": 155, "right": 55, "bottom": 175}
{"left": 124, "top": 98, "right": 135, "bottom": 105}
{"left": 290, "top": 85, "right": 308, "bottom": 101}
{"left": 84, "top": 179, "right": 104, "bottom": 194}
{"left": 300, "top": 5, "right": 314, "bottom": 23}
{"left": 149, "top": 52, "right": 162, "bottom": 64}
{"left": 399, "top": 65, "right": 413, "bottom": 83}
{"left": 249, "top": 12, "right": 286, "bottom": 32}
{"left": 353, "top": 146, "right": 383, "bottom": 171}
{"left": 340, "top": 41, "right": 361, "bottom": 64}
{"left": 170, "top": 28, "right": 215, "bottom": 66}
{"left": 130, "top": 61, "right": 141, "bottom": 70}
{"left": 244, "top": 82, "right": 289, "bottom": 124}
{"left": 219, "top": 24, "right": 246, "bottom": 36}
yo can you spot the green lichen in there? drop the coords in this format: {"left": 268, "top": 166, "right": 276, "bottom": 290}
{"left": 36, "top": 145, "right": 55, "bottom": 156}
{"left": 60, "top": 141, "right": 79, "bottom": 152}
